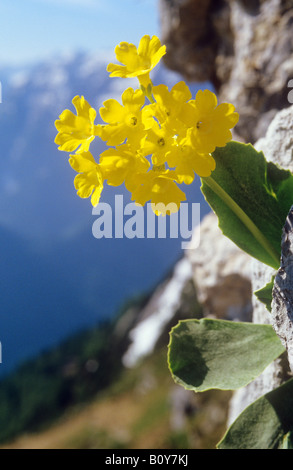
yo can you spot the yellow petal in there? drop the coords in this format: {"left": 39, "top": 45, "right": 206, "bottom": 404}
{"left": 72, "top": 95, "right": 96, "bottom": 121}
{"left": 121, "top": 87, "right": 145, "bottom": 110}
{"left": 115, "top": 42, "right": 138, "bottom": 68}
{"left": 69, "top": 151, "right": 97, "bottom": 173}
{"left": 214, "top": 103, "right": 239, "bottom": 127}
{"left": 137, "top": 35, "right": 151, "bottom": 56}
{"left": 195, "top": 89, "right": 217, "bottom": 114}
{"left": 99, "top": 123, "right": 128, "bottom": 146}
{"left": 91, "top": 184, "right": 103, "bottom": 207}
{"left": 107, "top": 63, "right": 128, "bottom": 78}
{"left": 74, "top": 168, "right": 103, "bottom": 206}
{"left": 192, "top": 153, "right": 216, "bottom": 177}
{"left": 171, "top": 81, "right": 192, "bottom": 103}
{"left": 55, "top": 133, "right": 89, "bottom": 153}
{"left": 100, "top": 99, "right": 125, "bottom": 123}
{"left": 55, "top": 110, "right": 76, "bottom": 132}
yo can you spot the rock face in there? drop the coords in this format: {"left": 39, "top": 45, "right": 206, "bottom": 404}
{"left": 122, "top": 211, "right": 254, "bottom": 368}
{"left": 122, "top": 106, "right": 293, "bottom": 430}
{"left": 122, "top": 257, "right": 197, "bottom": 368}
{"left": 121, "top": 0, "right": 293, "bottom": 439}
{"left": 272, "top": 207, "right": 293, "bottom": 372}
{"left": 187, "top": 212, "right": 252, "bottom": 322}
{"left": 226, "top": 105, "right": 293, "bottom": 423}
{"left": 159, "top": 0, "right": 293, "bottom": 143}
{"left": 157, "top": 0, "right": 293, "bottom": 426}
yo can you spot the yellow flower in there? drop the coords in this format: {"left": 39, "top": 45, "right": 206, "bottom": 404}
{"left": 166, "top": 129, "right": 216, "bottom": 184}
{"left": 107, "top": 35, "right": 166, "bottom": 88}
{"left": 99, "top": 88, "right": 146, "bottom": 146}
{"left": 142, "top": 121, "right": 177, "bottom": 166}
{"left": 54, "top": 33, "right": 240, "bottom": 216}
{"left": 69, "top": 151, "right": 103, "bottom": 206}
{"left": 146, "top": 81, "right": 192, "bottom": 131}
{"left": 182, "top": 89, "right": 239, "bottom": 154}
{"left": 99, "top": 143, "right": 150, "bottom": 191}
{"left": 55, "top": 96, "right": 100, "bottom": 154}
{"left": 131, "top": 167, "right": 186, "bottom": 216}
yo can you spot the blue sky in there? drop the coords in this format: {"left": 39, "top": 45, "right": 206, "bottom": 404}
{"left": 0, "top": 0, "right": 160, "bottom": 66}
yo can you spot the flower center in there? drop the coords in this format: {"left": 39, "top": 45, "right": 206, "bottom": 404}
{"left": 153, "top": 164, "right": 166, "bottom": 172}
{"left": 129, "top": 116, "right": 138, "bottom": 126}
{"left": 157, "top": 137, "right": 165, "bottom": 147}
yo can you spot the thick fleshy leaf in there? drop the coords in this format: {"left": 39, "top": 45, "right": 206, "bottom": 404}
{"left": 218, "top": 378, "right": 293, "bottom": 449}
{"left": 201, "top": 142, "right": 293, "bottom": 269}
{"left": 168, "top": 318, "right": 285, "bottom": 392}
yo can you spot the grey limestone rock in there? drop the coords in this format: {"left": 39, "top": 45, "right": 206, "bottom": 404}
{"left": 186, "top": 211, "right": 253, "bottom": 322}
{"left": 159, "top": 0, "right": 293, "bottom": 143}
{"left": 227, "top": 106, "right": 293, "bottom": 423}
{"left": 151, "top": 0, "right": 293, "bottom": 432}
{"left": 272, "top": 206, "right": 293, "bottom": 372}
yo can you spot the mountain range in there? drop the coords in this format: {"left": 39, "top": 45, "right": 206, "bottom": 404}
{"left": 0, "top": 52, "right": 211, "bottom": 376}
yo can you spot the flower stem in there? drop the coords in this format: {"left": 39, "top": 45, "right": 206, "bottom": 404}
{"left": 203, "top": 175, "right": 280, "bottom": 269}
{"left": 139, "top": 74, "right": 155, "bottom": 104}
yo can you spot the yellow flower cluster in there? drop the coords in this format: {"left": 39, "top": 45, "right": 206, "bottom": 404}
{"left": 55, "top": 35, "right": 239, "bottom": 216}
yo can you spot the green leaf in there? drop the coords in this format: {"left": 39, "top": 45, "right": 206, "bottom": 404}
{"left": 201, "top": 142, "right": 293, "bottom": 269}
{"left": 254, "top": 275, "right": 275, "bottom": 312}
{"left": 218, "top": 378, "right": 293, "bottom": 449}
{"left": 168, "top": 318, "right": 285, "bottom": 392}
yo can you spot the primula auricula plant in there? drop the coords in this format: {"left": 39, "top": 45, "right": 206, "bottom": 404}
{"left": 55, "top": 35, "right": 239, "bottom": 216}
{"left": 55, "top": 36, "right": 293, "bottom": 449}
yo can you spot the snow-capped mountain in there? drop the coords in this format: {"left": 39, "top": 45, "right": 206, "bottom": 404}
{"left": 0, "top": 52, "right": 210, "bottom": 375}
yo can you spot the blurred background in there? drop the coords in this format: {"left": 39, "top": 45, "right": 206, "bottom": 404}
{"left": 0, "top": 0, "right": 210, "bottom": 376}
{"left": 0, "top": 0, "right": 215, "bottom": 449}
